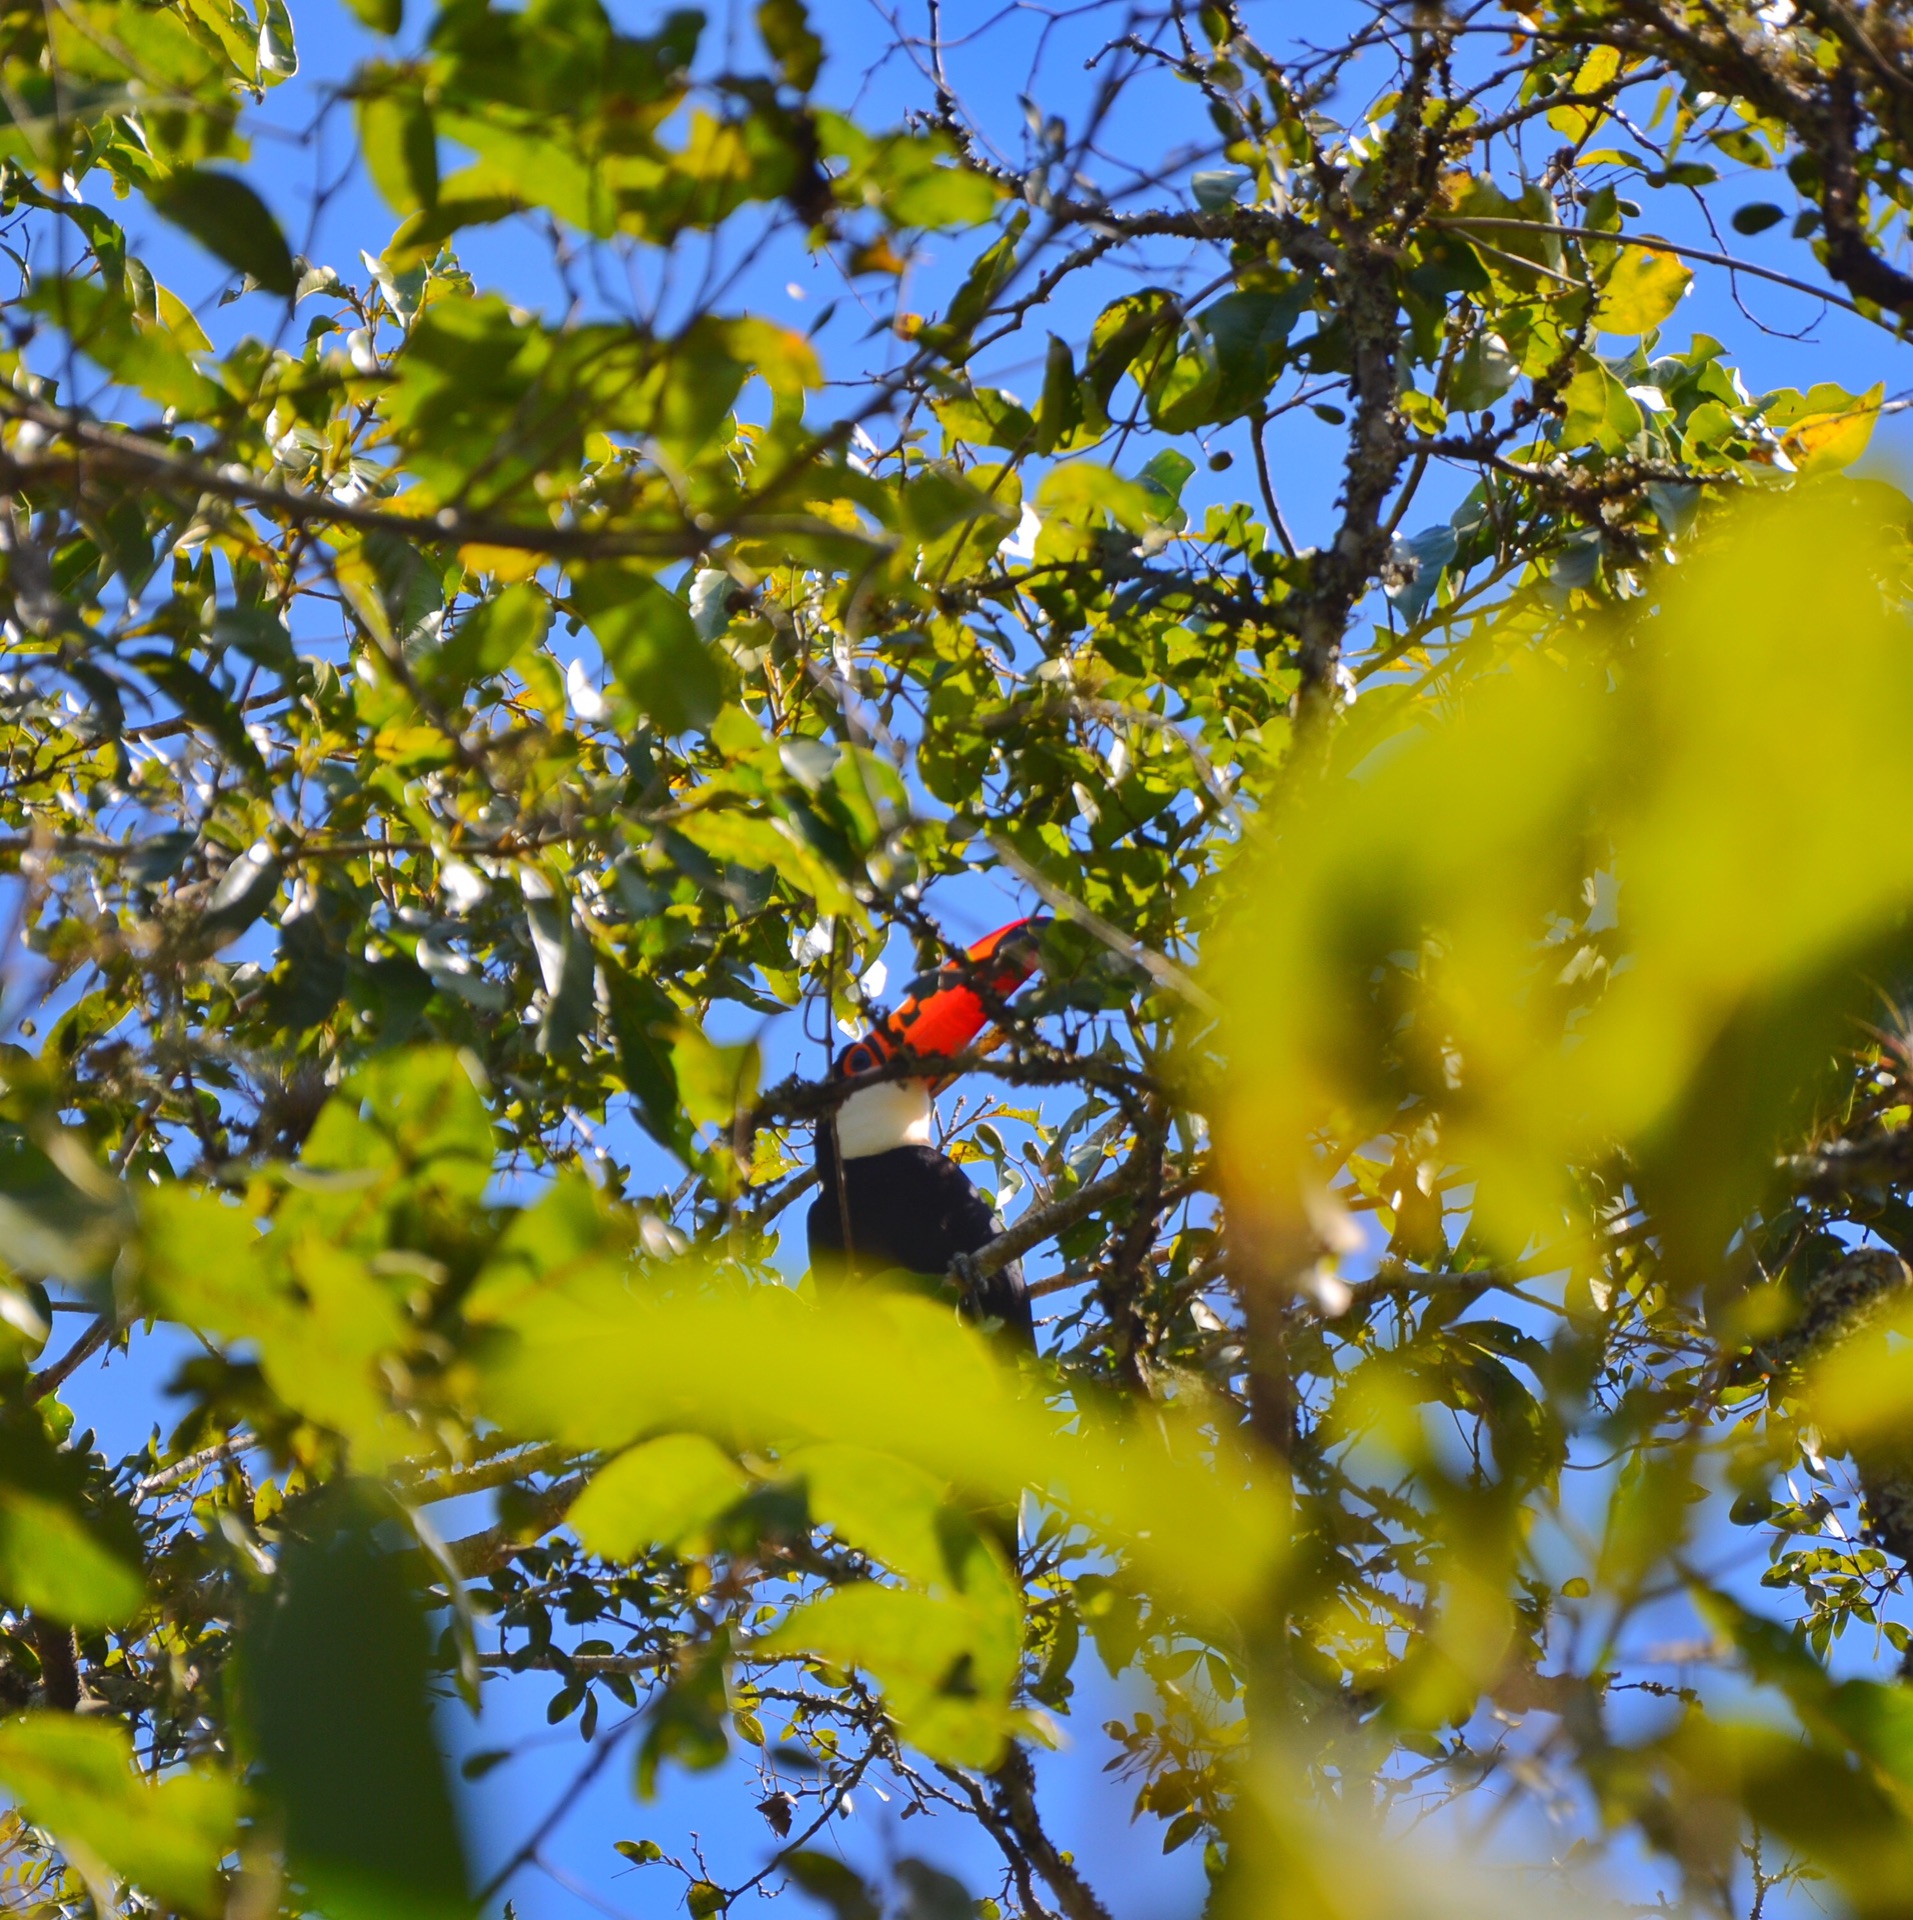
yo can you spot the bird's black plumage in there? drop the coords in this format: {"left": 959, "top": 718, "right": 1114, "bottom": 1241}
{"left": 807, "top": 1139, "right": 1033, "bottom": 1344}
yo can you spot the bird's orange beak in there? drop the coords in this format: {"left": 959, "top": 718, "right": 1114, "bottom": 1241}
{"left": 834, "top": 917, "right": 1047, "bottom": 1083}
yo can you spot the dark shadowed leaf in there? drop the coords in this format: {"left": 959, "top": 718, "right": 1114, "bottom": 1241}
{"left": 0, "top": 1407, "right": 143, "bottom": 1625}
{"left": 572, "top": 565, "right": 723, "bottom": 734}
{"left": 240, "top": 1485, "right": 469, "bottom": 1920}
{"left": 757, "top": 0, "right": 821, "bottom": 90}
{"left": 896, "top": 1859, "right": 972, "bottom": 1920}
{"left": 147, "top": 170, "right": 298, "bottom": 296}
{"left": 341, "top": 0, "right": 401, "bottom": 31}
{"left": 785, "top": 1851, "right": 880, "bottom": 1920}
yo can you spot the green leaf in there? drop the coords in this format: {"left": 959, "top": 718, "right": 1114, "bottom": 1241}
{"left": 667, "top": 1024, "right": 761, "bottom": 1131}
{"left": 0, "top": 1488, "right": 144, "bottom": 1626}
{"left": 258, "top": 0, "right": 298, "bottom": 77}
{"left": 569, "top": 1433, "right": 750, "bottom": 1560}
{"left": 214, "top": 604, "right": 297, "bottom": 674}
{"left": 0, "top": 1716, "right": 236, "bottom": 1915}
{"left": 757, "top": 0, "right": 821, "bottom": 90}
{"left": 788, "top": 1442, "right": 953, "bottom": 1587}
{"left": 147, "top": 168, "right": 298, "bottom": 296}
{"left": 933, "top": 383, "right": 1036, "bottom": 452}
{"left": 930, "top": 210, "right": 1027, "bottom": 353}
{"left": 758, "top": 1582, "right": 1014, "bottom": 1764}
{"left": 465, "top": 1274, "right": 1282, "bottom": 1627}
{"left": 1732, "top": 201, "right": 1785, "bottom": 235}
{"left": 0, "top": 1399, "right": 140, "bottom": 1628}
{"left": 241, "top": 1486, "right": 469, "bottom": 1920}
{"left": 340, "top": 0, "right": 401, "bottom": 31}
{"left": 572, "top": 565, "right": 723, "bottom": 734}
{"left": 23, "top": 279, "right": 223, "bottom": 417}
{"left": 200, "top": 840, "right": 282, "bottom": 943}
{"left": 1034, "top": 332, "right": 1080, "bottom": 453}
{"left": 615, "top": 1839, "right": 666, "bottom": 1865}
{"left": 421, "top": 580, "right": 550, "bottom": 697}
{"left": 635, "top": 1641, "right": 729, "bottom": 1795}
{"left": 601, "top": 968, "right": 691, "bottom": 1154}
{"left": 785, "top": 1851, "right": 881, "bottom": 1920}
{"left": 0, "top": 1130, "right": 132, "bottom": 1288}
{"left": 1190, "top": 168, "right": 1248, "bottom": 211}
{"left": 357, "top": 81, "right": 438, "bottom": 215}
{"left": 140, "top": 1187, "right": 411, "bottom": 1467}
{"left": 307, "top": 1046, "right": 496, "bottom": 1201}
{"left": 1558, "top": 356, "right": 1639, "bottom": 453}
{"left": 896, "top": 1860, "right": 972, "bottom": 1920}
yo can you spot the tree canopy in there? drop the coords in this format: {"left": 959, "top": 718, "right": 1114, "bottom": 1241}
{"left": 3, "top": 1, "right": 1913, "bottom": 1915}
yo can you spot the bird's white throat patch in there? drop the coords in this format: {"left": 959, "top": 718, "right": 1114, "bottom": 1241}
{"left": 834, "top": 1078, "right": 934, "bottom": 1158}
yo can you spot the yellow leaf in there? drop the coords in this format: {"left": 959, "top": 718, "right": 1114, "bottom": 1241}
{"left": 1548, "top": 44, "right": 1622, "bottom": 144}
{"left": 1802, "top": 1289, "right": 1913, "bottom": 1445}
{"left": 1597, "top": 245, "right": 1691, "bottom": 335}
{"left": 458, "top": 543, "right": 544, "bottom": 582}
{"left": 1214, "top": 483, "right": 1913, "bottom": 1279}
{"left": 1784, "top": 381, "right": 1885, "bottom": 473}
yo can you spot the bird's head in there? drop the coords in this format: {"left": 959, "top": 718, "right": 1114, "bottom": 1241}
{"left": 826, "top": 916, "right": 1047, "bottom": 1159}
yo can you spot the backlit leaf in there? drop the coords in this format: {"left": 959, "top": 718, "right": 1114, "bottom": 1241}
{"left": 0, "top": 1717, "right": 236, "bottom": 1915}
{"left": 1596, "top": 244, "right": 1691, "bottom": 335}
{"left": 570, "top": 1433, "right": 750, "bottom": 1559}
{"left": 147, "top": 169, "right": 298, "bottom": 295}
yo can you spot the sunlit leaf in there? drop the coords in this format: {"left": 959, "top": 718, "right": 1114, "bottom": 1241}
{"left": 0, "top": 1717, "right": 236, "bottom": 1915}
{"left": 570, "top": 1433, "right": 750, "bottom": 1559}
{"left": 1217, "top": 484, "right": 1913, "bottom": 1279}
{"left": 1596, "top": 244, "right": 1691, "bottom": 335}
{"left": 572, "top": 565, "right": 724, "bottom": 735}
{"left": 463, "top": 1230, "right": 1284, "bottom": 1623}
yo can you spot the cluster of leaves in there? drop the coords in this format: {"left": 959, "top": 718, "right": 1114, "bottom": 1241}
{"left": 3, "top": 0, "right": 1913, "bottom": 1917}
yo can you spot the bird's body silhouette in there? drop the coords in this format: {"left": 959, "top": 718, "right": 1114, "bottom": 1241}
{"left": 806, "top": 918, "right": 1044, "bottom": 1344}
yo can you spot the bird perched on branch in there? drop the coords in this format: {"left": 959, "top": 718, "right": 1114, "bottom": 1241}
{"left": 808, "top": 918, "right": 1046, "bottom": 1343}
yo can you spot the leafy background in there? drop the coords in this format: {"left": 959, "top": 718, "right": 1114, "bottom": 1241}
{"left": 8, "top": 1, "right": 1913, "bottom": 1918}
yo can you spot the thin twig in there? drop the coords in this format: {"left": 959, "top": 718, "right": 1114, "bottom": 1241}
{"left": 1432, "top": 215, "right": 1869, "bottom": 320}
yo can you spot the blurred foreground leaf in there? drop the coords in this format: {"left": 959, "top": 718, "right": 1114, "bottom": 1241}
{"left": 1218, "top": 483, "right": 1913, "bottom": 1288}
{"left": 240, "top": 1486, "right": 469, "bottom": 1920}
{"left": 0, "top": 1717, "right": 236, "bottom": 1915}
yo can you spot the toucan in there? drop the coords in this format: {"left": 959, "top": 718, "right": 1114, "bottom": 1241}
{"left": 807, "top": 918, "right": 1046, "bottom": 1343}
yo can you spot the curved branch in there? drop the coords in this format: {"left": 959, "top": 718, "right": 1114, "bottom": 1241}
{"left": 959, "top": 1157, "right": 1148, "bottom": 1287}
{"left": 0, "top": 395, "right": 893, "bottom": 567}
